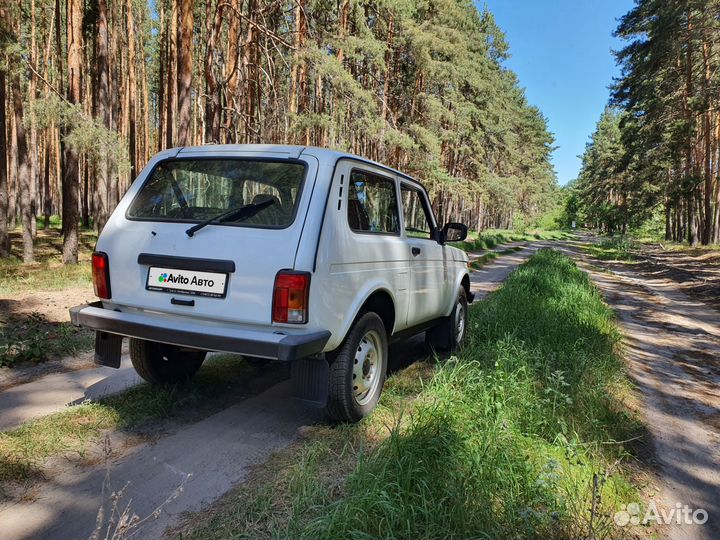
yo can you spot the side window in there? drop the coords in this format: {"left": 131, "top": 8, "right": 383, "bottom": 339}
{"left": 347, "top": 170, "right": 399, "bottom": 234}
{"left": 401, "top": 186, "right": 434, "bottom": 239}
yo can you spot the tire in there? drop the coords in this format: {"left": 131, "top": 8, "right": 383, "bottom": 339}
{"left": 129, "top": 338, "right": 206, "bottom": 385}
{"left": 325, "top": 312, "right": 388, "bottom": 423}
{"left": 425, "top": 288, "right": 469, "bottom": 353}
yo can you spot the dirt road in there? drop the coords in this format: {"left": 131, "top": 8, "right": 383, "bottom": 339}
{"left": 563, "top": 239, "right": 720, "bottom": 540}
{"left": 0, "top": 242, "right": 548, "bottom": 540}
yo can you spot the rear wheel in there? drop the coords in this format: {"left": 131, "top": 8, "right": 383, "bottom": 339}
{"left": 425, "top": 288, "right": 468, "bottom": 352}
{"left": 129, "top": 338, "right": 206, "bottom": 385}
{"left": 326, "top": 312, "right": 388, "bottom": 423}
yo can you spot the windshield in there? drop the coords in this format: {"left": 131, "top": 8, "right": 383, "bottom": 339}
{"left": 127, "top": 159, "right": 306, "bottom": 229}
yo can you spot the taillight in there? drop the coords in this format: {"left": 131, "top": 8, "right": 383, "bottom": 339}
{"left": 92, "top": 251, "right": 111, "bottom": 299}
{"left": 272, "top": 271, "right": 310, "bottom": 323}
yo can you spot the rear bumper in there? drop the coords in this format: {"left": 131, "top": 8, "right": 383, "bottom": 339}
{"left": 70, "top": 302, "right": 331, "bottom": 362}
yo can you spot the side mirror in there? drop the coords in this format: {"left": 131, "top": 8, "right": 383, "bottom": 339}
{"left": 441, "top": 222, "right": 468, "bottom": 243}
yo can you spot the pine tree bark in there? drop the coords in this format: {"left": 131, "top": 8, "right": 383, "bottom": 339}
{"left": 94, "top": 0, "right": 111, "bottom": 232}
{"left": 63, "top": 0, "right": 83, "bottom": 264}
{"left": 126, "top": 0, "right": 138, "bottom": 177}
{"left": 10, "top": 67, "right": 33, "bottom": 263}
{"left": 0, "top": 67, "right": 8, "bottom": 257}
{"left": 176, "top": 0, "right": 193, "bottom": 146}
{"left": 165, "top": 0, "right": 177, "bottom": 148}
{"left": 204, "top": 0, "right": 222, "bottom": 144}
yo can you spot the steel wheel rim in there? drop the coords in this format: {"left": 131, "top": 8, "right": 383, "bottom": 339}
{"left": 352, "top": 329, "right": 383, "bottom": 405}
{"left": 455, "top": 300, "right": 466, "bottom": 344}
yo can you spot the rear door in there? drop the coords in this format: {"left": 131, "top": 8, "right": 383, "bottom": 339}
{"left": 99, "top": 155, "right": 318, "bottom": 326}
{"left": 400, "top": 183, "right": 447, "bottom": 326}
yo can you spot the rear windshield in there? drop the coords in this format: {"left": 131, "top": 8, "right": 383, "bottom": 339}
{"left": 127, "top": 159, "right": 306, "bottom": 228}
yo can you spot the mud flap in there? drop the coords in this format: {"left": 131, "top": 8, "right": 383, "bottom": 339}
{"left": 94, "top": 331, "right": 123, "bottom": 368}
{"left": 291, "top": 355, "right": 329, "bottom": 407}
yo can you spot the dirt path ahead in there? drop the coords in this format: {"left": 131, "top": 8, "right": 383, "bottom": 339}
{"left": 0, "top": 242, "right": 552, "bottom": 540}
{"left": 564, "top": 241, "right": 720, "bottom": 540}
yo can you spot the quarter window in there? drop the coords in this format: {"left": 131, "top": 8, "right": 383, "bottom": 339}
{"left": 347, "top": 171, "right": 399, "bottom": 234}
{"left": 401, "top": 186, "right": 434, "bottom": 239}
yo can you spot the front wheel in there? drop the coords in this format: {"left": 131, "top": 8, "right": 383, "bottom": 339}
{"left": 129, "top": 338, "right": 206, "bottom": 385}
{"left": 426, "top": 288, "right": 469, "bottom": 353}
{"left": 325, "top": 312, "right": 388, "bottom": 423}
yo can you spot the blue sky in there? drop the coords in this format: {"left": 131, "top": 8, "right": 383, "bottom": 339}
{"left": 481, "top": 0, "right": 635, "bottom": 185}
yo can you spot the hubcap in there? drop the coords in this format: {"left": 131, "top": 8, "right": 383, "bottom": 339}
{"left": 455, "top": 301, "right": 466, "bottom": 344}
{"left": 352, "top": 330, "right": 383, "bottom": 405}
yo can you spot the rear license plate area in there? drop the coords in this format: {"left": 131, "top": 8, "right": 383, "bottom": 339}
{"left": 146, "top": 266, "right": 228, "bottom": 298}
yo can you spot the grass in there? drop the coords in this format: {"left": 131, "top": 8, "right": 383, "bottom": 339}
{"left": 0, "top": 312, "right": 93, "bottom": 367}
{"left": 586, "top": 237, "right": 637, "bottom": 261}
{"left": 0, "top": 354, "right": 272, "bottom": 492}
{"left": 458, "top": 228, "right": 572, "bottom": 254}
{"left": 174, "top": 249, "right": 644, "bottom": 540}
{"left": 0, "top": 226, "right": 96, "bottom": 295}
{"left": 0, "top": 224, "right": 97, "bottom": 366}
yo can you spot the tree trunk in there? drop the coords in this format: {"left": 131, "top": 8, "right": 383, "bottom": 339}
{"left": 157, "top": 0, "right": 166, "bottom": 150}
{"left": 204, "top": 0, "right": 222, "bottom": 144}
{"left": 94, "top": 0, "right": 111, "bottom": 232}
{"left": 10, "top": 68, "right": 33, "bottom": 264}
{"left": 165, "top": 0, "right": 177, "bottom": 148}
{"left": 0, "top": 67, "right": 8, "bottom": 257}
{"left": 176, "top": 0, "right": 193, "bottom": 146}
{"left": 63, "top": 0, "right": 83, "bottom": 264}
{"left": 126, "top": 0, "right": 138, "bottom": 177}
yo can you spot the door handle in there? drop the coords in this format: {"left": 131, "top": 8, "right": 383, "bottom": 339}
{"left": 411, "top": 247, "right": 421, "bottom": 256}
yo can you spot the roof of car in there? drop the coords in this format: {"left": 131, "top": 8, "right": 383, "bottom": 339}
{"left": 173, "top": 144, "right": 416, "bottom": 183}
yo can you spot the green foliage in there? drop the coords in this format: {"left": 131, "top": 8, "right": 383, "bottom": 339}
{"left": 295, "top": 0, "right": 557, "bottom": 226}
{"left": 177, "top": 250, "right": 641, "bottom": 540}
{"left": 27, "top": 95, "right": 130, "bottom": 177}
{"left": 0, "top": 312, "right": 93, "bottom": 367}
{"left": 585, "top": 237, "right": 636, "bottom": 261}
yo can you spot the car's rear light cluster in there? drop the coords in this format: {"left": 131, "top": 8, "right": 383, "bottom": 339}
{"left": 272, "top": 271, "right": 310, "bottom": 323}
{"left": 92, "top": 251, "right": 112, "bottom": 299}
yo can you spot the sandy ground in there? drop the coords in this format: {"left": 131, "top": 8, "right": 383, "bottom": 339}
{"left": 0, "top": 285, "right": 94, "bottom": 324}
{"left": 562, "top": 238, "right": 720, "bottom": 540}
{"left": 0, "top": 243, "right": 550, "bottom": 540}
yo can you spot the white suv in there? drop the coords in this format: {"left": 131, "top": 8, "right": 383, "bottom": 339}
{"left": 71, "top": 145, "right": 473, "bottom": 422}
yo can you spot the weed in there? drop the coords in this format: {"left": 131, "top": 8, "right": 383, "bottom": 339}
{"left": 0, "top": 312, "right": 93, "bottom": 367}
{"left": 586, "top": 237, "right": 636, "bottom": 261}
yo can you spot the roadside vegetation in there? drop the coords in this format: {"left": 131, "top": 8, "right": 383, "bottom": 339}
{"left": 0, "top": 355, "right": 277, "bottom": 495}
{"left": 0, "top": 314, "right": 92, "bottom": 367}
{"left": 0, "top": 226, "right": 95, "bottom": 296}
{"left": 0, "top": 226, "right": 95, "bottom": 367}
{"left": 174, "top": 249, "right": 644, "bottom": 540}
{"left": 458, "top": 228, "right": 572, "bottom": 253}
{"left": 585, "top": 237, "right": 637, "bottom": 262}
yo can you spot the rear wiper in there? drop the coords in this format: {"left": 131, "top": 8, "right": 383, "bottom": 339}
{"left": 185, "top": 199, "right": 275, "bottom": 237}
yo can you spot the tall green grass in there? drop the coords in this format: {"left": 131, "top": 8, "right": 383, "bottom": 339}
{"left": 586, "top": 237, "right": 636, "bottom": 261}
{"left": 178, "top": 249, "right": 642, "bottom": 540}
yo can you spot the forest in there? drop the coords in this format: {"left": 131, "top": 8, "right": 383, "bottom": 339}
{"left": 0, "top": 0, "right": 558, "bottom": 265}
{"left": 575, "top": 0, "right": 720, "bottom": 245}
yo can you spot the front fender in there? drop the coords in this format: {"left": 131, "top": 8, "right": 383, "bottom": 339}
{"left": 443, "top": 271, "right": 471, "bottom": 317}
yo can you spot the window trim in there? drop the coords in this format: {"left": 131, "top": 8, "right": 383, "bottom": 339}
{"left": 346, "top": 167, "right": 401, "bottom": 237}
{"left": 124, "top": 157, "right": 309, "bottom": 231}
{"left": 400, "top": 181, "right": 440, "bottom": 242}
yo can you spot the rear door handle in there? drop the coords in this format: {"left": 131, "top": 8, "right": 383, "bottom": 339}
{"left": 411, "top": 247, "right": 421, "bottom": 256}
